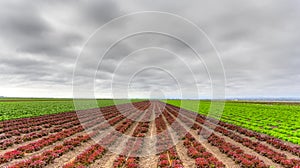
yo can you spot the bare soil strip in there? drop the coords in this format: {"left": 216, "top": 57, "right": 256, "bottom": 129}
{"left": 139, "top": 103, "right": 159, "bottom": 168}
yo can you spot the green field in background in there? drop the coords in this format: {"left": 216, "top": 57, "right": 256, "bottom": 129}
{"left": 0, "top": 98, "right": 143, "bottom": 121}
{"left": 165, "top": 100, "right": 300, "bottom": 144}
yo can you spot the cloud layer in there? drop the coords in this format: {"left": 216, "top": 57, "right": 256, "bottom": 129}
{"left": 0, "top": 0, "right": 299, "bottom": 99}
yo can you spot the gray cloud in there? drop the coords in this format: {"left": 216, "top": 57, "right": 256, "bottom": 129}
{"left": 0, "top": 0, "right": 299, "bottom": 98}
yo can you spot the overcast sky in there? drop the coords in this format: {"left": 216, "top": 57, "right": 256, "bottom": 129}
{"left": 0, "top": 0, "right": 299, "bottom": 99}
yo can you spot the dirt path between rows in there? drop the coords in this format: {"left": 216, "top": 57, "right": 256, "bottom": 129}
{"left": 160, "top": 109, "right": 193, "bottom": 168}
{"left": 139, "top": 103, "right": 159, "bottom": 168}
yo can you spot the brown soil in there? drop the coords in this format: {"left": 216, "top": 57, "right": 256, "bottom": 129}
{"left": 139, "top": 104, "right": 158, "bottom": 168}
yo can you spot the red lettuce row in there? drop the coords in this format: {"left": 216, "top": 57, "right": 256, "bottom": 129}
{"left": 8, "top": 134, "right": 92, "bottom": 168}
{"left": 183, "top": 133, "right": 225, "bottom": 168}
{"left": 207, "top": 133, "right": 269, "bottom": 168}
{"left": 63, "top": 144, "right": 106, "bottom": 168}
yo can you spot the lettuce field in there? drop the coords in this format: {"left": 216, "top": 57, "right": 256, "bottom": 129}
{"left": 0, "top": 99, "right": 299, "bottom": 168}
{"left": 166, "top": 100, "right": 300, "bottom": 145}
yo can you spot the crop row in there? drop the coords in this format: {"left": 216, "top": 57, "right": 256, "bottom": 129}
{"left": 184, "top": 133, "right": 225, "bottom": 168}
{"left": 63, "top": 144, "right": 106, "bottom": 168}
{"left": 113, "top": 104, "right": 153, "bottom": 168}
{"left": 155, "top": 108, "right": 184, "bottom": 168}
